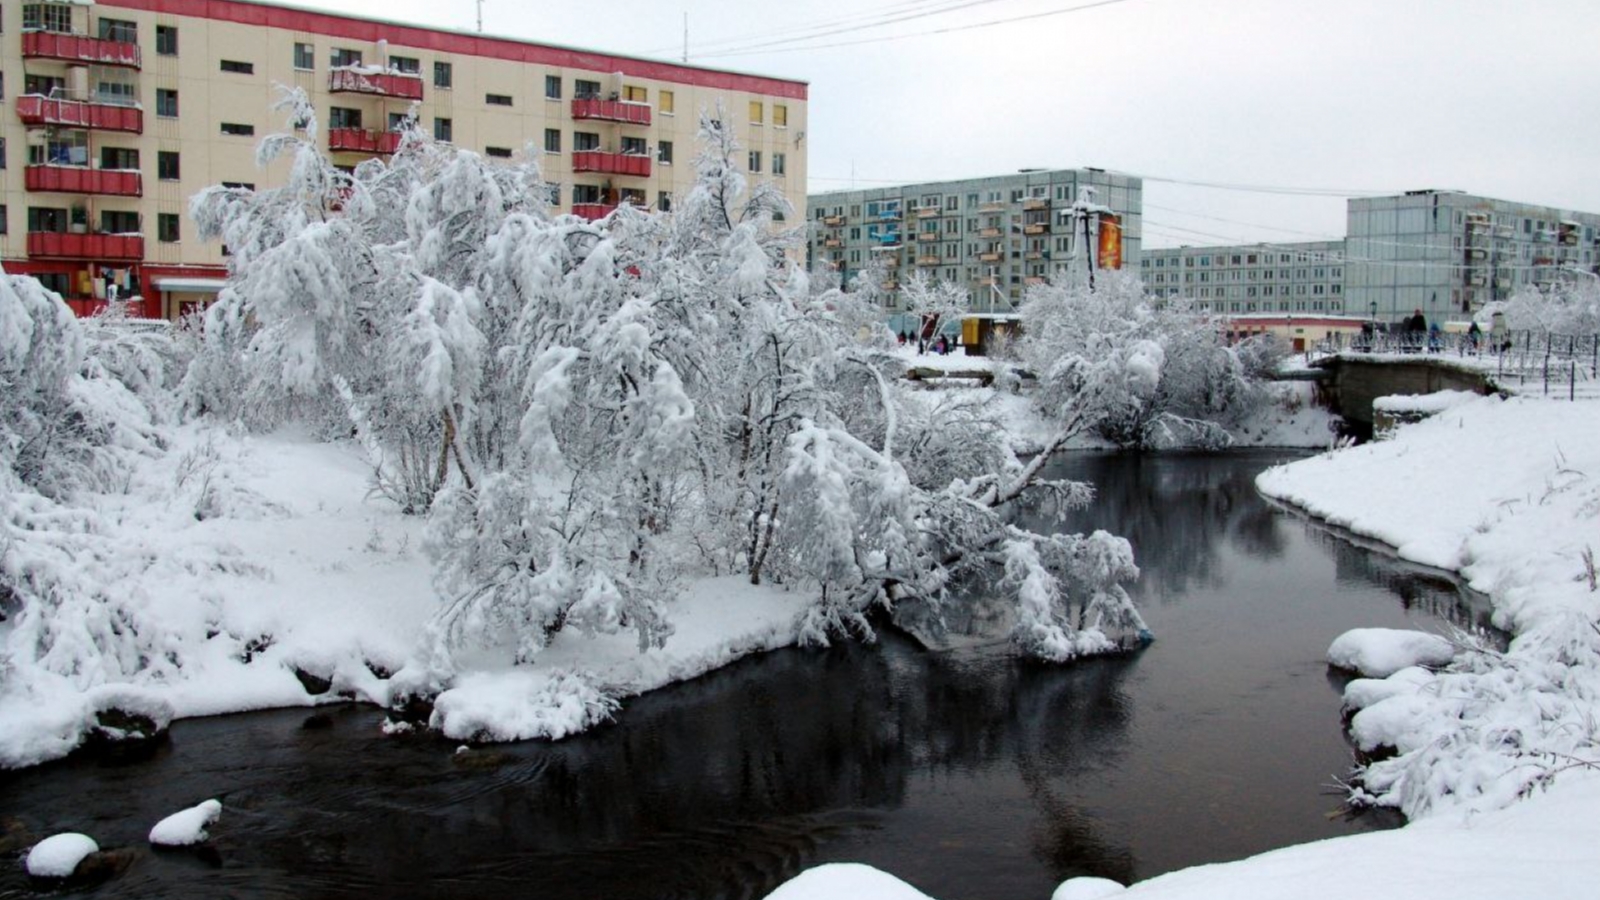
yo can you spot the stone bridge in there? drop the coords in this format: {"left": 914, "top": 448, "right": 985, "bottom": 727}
{"left": 1303, "top": 356, "right": 1497, "bottom": 438}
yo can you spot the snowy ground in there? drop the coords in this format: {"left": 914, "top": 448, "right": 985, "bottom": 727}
{"left": 0, "top": 423, "right": 812, "bottom": 768}
{"left": 767, "top": 390, "right": 1600, "bottom": 898}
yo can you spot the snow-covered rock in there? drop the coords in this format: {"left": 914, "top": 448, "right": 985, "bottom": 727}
{"left": 148, "top": 799, "right": 222, "bottom": 846}
{"left": 24, "top": 833, "right": 99, "bottom": 878}
{"left": 1053, "top": 876, "right": 1128, "bottom": 899}
{"left": 765, "top": 863, "right": 936, "bottom": 900}
{"left": 1341, "top": 666, "right": 1434, "bottom": 713}
{"left": 1327, "top": 628, "right": 1455, "bottom": 677}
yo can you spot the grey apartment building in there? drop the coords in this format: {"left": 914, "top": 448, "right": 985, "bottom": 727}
{"left": 1346, "top": 190, "right": 1600, "bottom": 324}
{"left": 1139, "top": 240, "right": 1347, "bottom": 314}
{"left": 807, "top": 168, "right": 1142, "bottom": 315}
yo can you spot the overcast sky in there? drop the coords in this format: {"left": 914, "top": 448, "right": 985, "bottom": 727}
{"left": 307, "top": 0, "right": 1600, "bottom": 248}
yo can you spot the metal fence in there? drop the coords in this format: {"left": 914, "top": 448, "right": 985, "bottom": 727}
{"left": 1312, "top": 330, "right": 1600, "bottom": 400}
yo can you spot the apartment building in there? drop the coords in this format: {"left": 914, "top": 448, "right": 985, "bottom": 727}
{"left": 2, "top": 0, "right": 808, "bottom": 318}
{"left": 1346, "top": 190, "right": 1600, "bottom": 324}
{"left": 1138, "top": 240, "right": 1347, "bottom": 314}
{"left": 807, "top": 168, "right": 1141, "bottom": 317}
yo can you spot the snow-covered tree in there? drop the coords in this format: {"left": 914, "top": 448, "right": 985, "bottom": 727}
{"left": 1483, "top": 278, "right": 1600, "bottom": 336}
{"left": 1018, "top": 270, "right": 1277, "bottom": 450}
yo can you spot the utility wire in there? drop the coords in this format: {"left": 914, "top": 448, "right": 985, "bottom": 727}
{"left": 696, "top": 0, "right": 1137, "bottom": 59}
{"left": 636, "top": 0, "right": 987, "bottom": 56}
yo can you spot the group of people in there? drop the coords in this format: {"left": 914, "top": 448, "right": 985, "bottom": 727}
{"left": 1396, "top": 308, "right": 1511, "bottom": 354}
{"left": 897, "top": 331, "right": 954, "bottom": 354}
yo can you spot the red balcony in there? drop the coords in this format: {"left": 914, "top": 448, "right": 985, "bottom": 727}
{"left": 28, "top": 232, "right": 145, "bottom": 261}
{"left": 328, "top": 128, "right": 403, "bottom": 155}
{"left": 16, "top": 95, "right": 143, "bottom": 133}
{"left": 328, "top": 68, "right": 424, "bottom": 101}
{"left": 22, "top": 31, "right": 141, "bottom": 68}
{"left": 25, "top": 165, "right": 142, "bottom": 197}
{"left": 571, "top": 98, "right": 651, "bottom": 126}
{"left": 572, "top": 203, "right": 618, "bottom": 221}
{"left": 571, "top": 151, "right": 651, "bottom": 178}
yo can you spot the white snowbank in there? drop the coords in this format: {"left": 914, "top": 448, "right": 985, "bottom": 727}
{"left": 765, "top": 773, "right": 1600, "bottom": 899}
{"left": 148, "top": 799, "right": 221, "bottom": 846}
{"left": 1326, "top": 628, "right": 1455, "bottom": 677}
{"left": 24, "top": 833, "right": 98, "bottom": 878}
{"left": 1372, "top": 390, "right": 1481, "bottom": 414}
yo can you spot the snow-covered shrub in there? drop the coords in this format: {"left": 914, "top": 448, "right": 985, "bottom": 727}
{"left": 1483, "top": 279, "right": 1600, "bottom": 336}
{"left": 1019, "top": 271, "right": 1277, "bottom": 450}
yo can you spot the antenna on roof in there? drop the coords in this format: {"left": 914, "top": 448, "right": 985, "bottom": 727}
{"left": 683, "top": 13, "right": 689, "bottom": 62}
{"left": 477, "top": 0, "right": 484, "bottom": 33}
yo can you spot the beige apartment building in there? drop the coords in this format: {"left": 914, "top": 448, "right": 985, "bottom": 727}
{"left": 2, "top": 0, "right": 808, "bottom": 318}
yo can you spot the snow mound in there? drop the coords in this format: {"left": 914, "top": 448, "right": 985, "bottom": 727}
{"left": 25, "top": 833, "right": 98, "bottom": 878}
{"left": 764, "top": 863, "right": 936, "bottom": 900}
{"left": 1053, "top": 876, "right": 1128, "bottom": 899}
{"left": 148, "top": 799, "right": 222, "bottom": 846}
{"left": 1341, "top": 666, "right": 1434, "bottom": 712}
{"left": 1327, "top": 628, "right": 1455, "bottom": 677}
{"left": 430, "top": 670, "right": 619, "bottom": 742}
{"left": 1372, "top": 390, "right": 1481, "bottom": 414}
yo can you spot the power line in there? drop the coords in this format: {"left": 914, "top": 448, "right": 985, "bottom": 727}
{"left": 696, "top": 0, "right": 1138, "bottom": 59}
{"left": 637, "top": 0, "right": 994, "bottom": 57}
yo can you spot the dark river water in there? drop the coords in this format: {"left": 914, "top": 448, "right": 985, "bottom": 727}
{"left": 0, "top": 451, "right": 1487, "bottom": 900}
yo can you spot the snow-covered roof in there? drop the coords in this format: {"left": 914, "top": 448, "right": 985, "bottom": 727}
{"left": 152, "top": 277, "right": 227, "bottom": 293}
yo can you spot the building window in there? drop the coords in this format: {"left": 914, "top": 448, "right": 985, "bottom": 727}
{"left": 381, "top": 55, "right": 418, "bottom": 75}
{"left": 574, "top": 131, "right": 599, "bottom": 151}
{"left": 0, "top": 139, "right": 6, "bottom": 170}
{"left": 432, "top": 61, "right": 452, "bottom": 88}
{"left": 573, "top": 184, "right": 601, "bottom": 204}
{"left": 624, "top": 85, "right": 647, "bottom": 103}
{"left": 544, "top": 75, "right": 561, "bottom": 100}
{"left": 774, "top": 104, "right": 787, "bottom": 127}
{"left": 220, "top": 122, "right": 255, "bottom": 136}
{"left": 748, "top": 150, "right": 761, "bottom": 172}
{"left": 158, "top": 151, "right": 179, "bottom": 181}
{"left": 547, "top": 183, "right": 561, "bottom": 206}
{"left": 773, "top": 152, "right": 786, "bottom": 176}
{"left": 574, "top": 79, "right": 601, "bottom": 99}
{"left": 293, "top": 42, "right": 314, "bottom": 70}
{"left": 329, "top": 107, "right": 362, "bottom": 129}
{"left": 156, "top": 25, "right": 177, "bottom": 56}
{"left": 621, "top": 136, "right": 647, "bottom": 156}
{"left": 158, "top": 213, "right": 179, "bottom": 243}
{"left": 29, "top": 207, "right": 68, "bottom": 233}
{"left": 101, "top": 210, "right": 139, "bottom": 233}
{"left": 0, "top": 206, "right": 6, "bottom": 236}
{"left": 433, "top": 117, "right": 452, "bottom": 142}
{"left": 96, "top": 81, "right": 134, "bottom": 105}
{"left": 220, "top": 60, "right": 254, "bottom": 75}
{"left": 485, "top": 93, "right": 512, "bottom": 107}
{"left": 658, "top": 192, "right": 672, "bottom": 212}
{"left": 101, "top": 147, "right": 138, "bottom": 170}
{"left": 387, "top": 112, "right": 408, "bottom": 132}
{"left": 24, "top": 4, "right": 73, "bottom": 32}
{"left": 485, "top": 146, "right": 512, "bottom": 158}
{"left": 659, "top": 89, "right": 674, "bottom": 114}
{"left": 657, "top": 140, "right": 672, "bottom": 165}
{"left": 748, "top": 100, "right": 763, "bottom": 125}
{"left": 98, "top": 18, "right": 138, "bottom": 43}
{"left": 156, "top": 89, "right": 178, "bottom": 118}
{"left": 330, "top": 48, "right": 362, "bottom": 67}
{"left": 544, "top": 129, "right": 561, "bottom": 153}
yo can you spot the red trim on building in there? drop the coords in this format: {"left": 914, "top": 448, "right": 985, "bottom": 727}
{"left": 143, "top": 264, "right": 229, "bottom": 282}
{"left": 98, "top": 0, "right": 808, "bottom": 99}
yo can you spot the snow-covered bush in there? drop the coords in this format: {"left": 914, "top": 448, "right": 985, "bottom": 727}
{"left": 1018, "top": 271, "right": 1278, "bottom": 450}
{"left": 1482, "top": 279, "right": 1600, "bottom": 336}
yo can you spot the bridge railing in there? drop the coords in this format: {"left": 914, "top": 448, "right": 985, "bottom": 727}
{"left": 1312, "top": 330, "right": 1600, "bottom": 400}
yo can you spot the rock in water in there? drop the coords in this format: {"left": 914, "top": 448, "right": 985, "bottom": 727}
{"left": 25, "top": 833, "right": 99, "bottom": 878}
{"left": 149, "top": 799, "right": 222, "bottom": 847}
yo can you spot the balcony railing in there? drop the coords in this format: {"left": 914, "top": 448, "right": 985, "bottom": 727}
{"left": 571, "top": 150, "right": 651, "bottom": 178}
{"left": 1023, "top": 198, "right": 1050, "bottom": 211}
{"left": 28, "top": 231, "right": 144, "bottom": 261}
{"left": 570, "top": 98, "right": 651, "bottom": 126}
{"left": 822, "top": 238, "right": 843, "bottom": 248}
{"left": 915, "top": 207, "right": 939, "bottom": 219}
{"left": 16, "top": 95, "right": 143, "bottom": 133}
{"left": 572, "top": 203, "right": 618, "bottom": 221}
{"left": 23, "top": 31, "right": 141, "bottom": 68}
{"left": 978, "top": 252, "right": 1003, "bottom": 263}
{"left": 823, "top": 215, "right": 845, "bottom": 227}
{"left": 1023, "top": 223, "right": 1048, "bottom": 235}
{"left": 979, "top": 227, "right": 1003, "bottom": 238}
{"left": 25, "top": 165, "right": 142, "bottom": 196}
{"left": 916, "top": 255, "right": 941, "bottom": 266}
{"left": 328, "top": 68, "right": 424, "bottom": 101}
{"left": 916, "top": 233, "right": 939, "bottom": 243}
{"left": 328, "top": 128, "right": 403, "bottom": 155}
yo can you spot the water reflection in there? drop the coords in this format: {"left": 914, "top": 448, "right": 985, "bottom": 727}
{"left": 0, "top": 451, "right": 1474, "bottom": 900}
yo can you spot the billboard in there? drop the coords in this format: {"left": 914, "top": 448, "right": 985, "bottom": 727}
{"left": 1097, "top": 213, "right": 1123, "bottom": 270}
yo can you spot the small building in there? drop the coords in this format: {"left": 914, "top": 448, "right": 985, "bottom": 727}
{"left": 1219, "top": 313, "right": 1368, "bottom": 353}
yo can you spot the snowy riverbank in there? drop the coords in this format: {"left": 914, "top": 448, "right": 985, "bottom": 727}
{"left": 0, "top": 423, "right": 812, "bottom": 768}
{"left": 767, "top": 391, "right": 1600, "bottom": 898}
